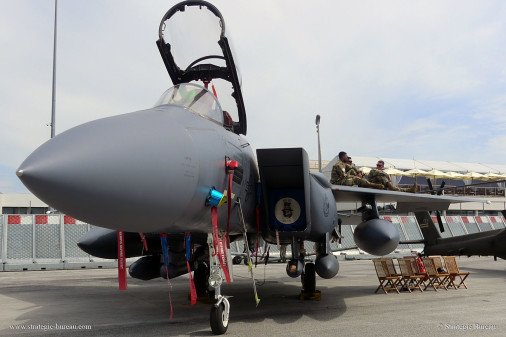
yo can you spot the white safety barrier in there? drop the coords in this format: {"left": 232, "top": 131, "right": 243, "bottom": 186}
{"left": 0, "top": 215, "right": 117, "bottom": 271}
{"left": 1, "top": 214, "right": 505, "bottom": 270}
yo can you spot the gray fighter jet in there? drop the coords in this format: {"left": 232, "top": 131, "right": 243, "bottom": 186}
{"left": 15, "top": 1, "right": 479, "bottom": 334}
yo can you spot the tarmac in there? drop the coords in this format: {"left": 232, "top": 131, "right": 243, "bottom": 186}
{"left": 0, "top": 256, "right": 505, "bottom": 337}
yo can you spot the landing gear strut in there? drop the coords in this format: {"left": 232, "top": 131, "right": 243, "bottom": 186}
{"left": 194, "top": 262, "right": 210, "bottom": 299}
{"left": 302, "top": 262, "right": 316, "bottom": 293}
{"left": 206, "top": 233, "right": 233, "bottom": 335}
{"left": 300, "top": 262, "right": 321, "bottom": 300}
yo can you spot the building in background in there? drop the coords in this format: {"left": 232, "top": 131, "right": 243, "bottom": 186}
{"left": 0, "top": 194, "right": 48, "bottom": 214}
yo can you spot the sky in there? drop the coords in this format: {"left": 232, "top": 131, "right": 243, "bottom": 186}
{"left": 1, "top": 0, "right": 506, "bottom": 193}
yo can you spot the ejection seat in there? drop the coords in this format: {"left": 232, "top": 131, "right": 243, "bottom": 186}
{"left": 223, "top": 110, "right": 234, "bottom": 131}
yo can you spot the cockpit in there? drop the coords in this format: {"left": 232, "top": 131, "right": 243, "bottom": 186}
{"left": 154, "top": 83, "right": 224, "bottom": 125}
{"left": 156, "top": 1, "right": 247, "bottom": 135}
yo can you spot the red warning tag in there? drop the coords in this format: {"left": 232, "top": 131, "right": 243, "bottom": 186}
{"left": 117, "top": 231, "right": 127, "bottom": 290}
{"left": 187, "top": 260, "right": 197, "bottom": 305}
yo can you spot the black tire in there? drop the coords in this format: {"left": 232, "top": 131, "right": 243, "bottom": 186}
{"left": 302, "top": 263, "right": 316, "bottom": 293}
{"left": 210, "top": 302, "right": 228, "bottom": 335}
{"left": 232, "top": 255, "right": 242, "bottom": 265}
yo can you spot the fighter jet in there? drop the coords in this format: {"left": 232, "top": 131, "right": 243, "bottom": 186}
{"left": 15, "top": 1, "right": 479, "bottom": 334}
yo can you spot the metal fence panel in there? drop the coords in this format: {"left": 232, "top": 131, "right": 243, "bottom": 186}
{"left": 339, "top": 225, "right": 356, "bottom": 249}
{"left": 328, "top": 239, "right": 339, "bottom": 251}
{"left": 303, "top": 241, "right": 316, "bottom": 255}
{"left": 232, "top": 240, "right": 244, "bottom": 253}
{"left": 35, "top": 215, "right": 61, "bottom": 261}
{"left": 0, "top": 216, "right": 4, "bottom": 263}
{"left": 64, "top": 219, "right": 90, "bottom": 260}
{"left": 1, "top": 213, "right": 505, "bottom": 270}
{"left": 269, "top": 243, "right": 280, "bottom": 254}
{"left": 6, "top": 215, "right": 33, "bottom": 262}
{"left": 489, "top": 216, "right": 505, "bottom": 229}
{"left": 445, "top": 216, "right": 467, "bottom": 236}
{"left": 461, "top": 216, "right": 480, "bottom": 234}
{"left": 475, "top": 216, "right": 493, "bottom": 232}
{"left": 400, "top": 216, "right": 424, "bottom": 249}
{"left": 405, "top": 216, "right": 425, "bottom": 249}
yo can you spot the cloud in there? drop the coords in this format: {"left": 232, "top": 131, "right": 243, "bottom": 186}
{"left": 485, "top": 135, "right": 506, "bottom": 159}
{"left": 473, "top": 94, "right": 506, "bottom": 130}
{"left": 2, "top": 0, "right": 506, "bottom": 193}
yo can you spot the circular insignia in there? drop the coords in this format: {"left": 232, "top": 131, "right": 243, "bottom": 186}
{"left": 274, "top": 197, "right": 301, "bottom": 224}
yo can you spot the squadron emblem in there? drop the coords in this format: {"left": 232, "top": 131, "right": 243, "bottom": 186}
{"left": 274, "top": 197, "right": 301, "bottom": 224}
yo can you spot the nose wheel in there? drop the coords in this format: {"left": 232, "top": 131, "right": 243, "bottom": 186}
{"left": 210, "top": 296, "right": 230, "bottom": 335}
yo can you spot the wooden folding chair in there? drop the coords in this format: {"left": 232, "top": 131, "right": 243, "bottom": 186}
{"left": 443, "top": 256, "right": 470, "bottom": 289}
{"left": 373, "top": 259, "right": 400, "bottom": 294}
{"left": 404, "top": 256, "right": 421, "bottom": 274}
{"left": 397, "top": 258, "right": 424, "bottom": 292}
{"left": 421, "top": 257, "right": 449, "bottom": 291}
{"left": 431, "top": 255, "right": 451, "bottom": 287}
{"left": 404, "top": 255, "right": 428, "bottom": 280}
{"left": 384, "top": 258, "right": 401, "bottom": 277}
{"left": 383, "top": 258, "right": 403, "bottom": 290}
{"left": 430, "top": 256, "right": 446, "bottom": 272}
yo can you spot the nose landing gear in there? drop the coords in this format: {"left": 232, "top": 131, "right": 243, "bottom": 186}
{"left": 210, "top": 295, "right": 230, "bottom": 335}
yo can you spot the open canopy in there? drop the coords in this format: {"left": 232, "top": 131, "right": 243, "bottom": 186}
{"left": 156, "top": 1, "right": 247, "bottom": 135}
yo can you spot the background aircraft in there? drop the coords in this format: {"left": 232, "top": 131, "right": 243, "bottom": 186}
{"left": 413, "top": 210, "right": 506, "bottom": 260}
{"left": 15, "top": 1, "right": 478, "bottom": 334}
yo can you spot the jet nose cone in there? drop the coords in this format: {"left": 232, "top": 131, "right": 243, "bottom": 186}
{"left": 18, "top": 107, "right": 199, "bottom": 232}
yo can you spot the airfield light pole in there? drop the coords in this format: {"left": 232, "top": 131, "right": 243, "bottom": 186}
{"left": 50, "top": 0, "right": 58, "bottom": 139}
{"left": 316, "top": 115, "right": 321, "bottom": 173}
{"left": 46, "top": 0, "right": 58, "bottom": 216}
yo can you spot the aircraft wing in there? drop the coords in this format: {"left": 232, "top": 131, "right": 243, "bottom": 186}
{"left": 331, "top": 184, "right": 482, "bottom": 212}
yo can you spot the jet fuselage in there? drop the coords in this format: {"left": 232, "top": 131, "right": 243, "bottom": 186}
{"left": 17, "top": 101, "right": 258, "bottom": 234}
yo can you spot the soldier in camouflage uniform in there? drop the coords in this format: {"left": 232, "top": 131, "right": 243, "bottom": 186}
{"left": 368, "top": 160, "right": 416, "bottom": 193}
{"left": 345, "top": 157, "right": 364, "bottom": 178}
{"left": 330, "top": 152, "right": 384, "bottom": 189}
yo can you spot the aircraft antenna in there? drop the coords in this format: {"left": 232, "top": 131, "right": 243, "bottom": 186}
{"left": 316, "top": 115, "right": 321, "bottom": 172}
